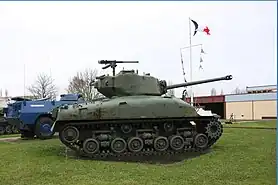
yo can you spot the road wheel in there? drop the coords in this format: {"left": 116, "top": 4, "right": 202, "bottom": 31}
{"left": 153, "top": 136, "right": 169, "bottom": 152}
{"left": 111, "top": 138, "right": 127, "bottom": 153}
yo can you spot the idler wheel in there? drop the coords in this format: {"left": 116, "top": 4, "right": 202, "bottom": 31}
{"left": 194, "top": 133, "right": 209, "bottom": 149}
{"left": 111, "top": 138, "right": 127, "bottom": 153}
{"left": 60, "top": 126, "right": 80, "bottom": 143}
{"left": 154, "top": 136, "right": 169, "bottom": 152}
{"left": 163, "top": 122, "right": 174, "bottom": 132}
{"left": 127, "top": 137, "right": 144, "bottom": 153}
{"left": 205, "top": 121, "right": 223, "bottom": 139}
{"left": 83, "top": 138, "right": 100, "bottom": 155}
{"left": 5, "top": 125, "right": 12, "bottom": 134}
{"left": 121, "top": 124, "right": 132, "bottom": 134}
{"left": 169, "top": 135, "right": 185, "bottom": 151}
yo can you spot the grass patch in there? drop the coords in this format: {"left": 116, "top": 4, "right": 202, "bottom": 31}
{"left": 0, "top": 121, "right": 276, "bottom": 185}
{"left": 224, "top": 120, "right": 276, "bottom": 128}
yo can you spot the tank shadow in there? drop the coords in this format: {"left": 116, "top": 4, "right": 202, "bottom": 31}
{"left": 57, "top": 147, "right": 212, "bottom": 165}
{"left": 20, "top": 135, "right": 59, "bottom": 141}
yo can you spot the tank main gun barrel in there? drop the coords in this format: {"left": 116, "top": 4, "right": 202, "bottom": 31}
{"left": 166, "top": 75, "right": 233, "bottom": 90}
{"left": 98, "top": 60, "right": 139, "bottom": 76}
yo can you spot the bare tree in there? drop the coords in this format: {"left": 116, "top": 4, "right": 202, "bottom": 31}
{"left": 0, "top": 89, "right": 2, "bottom": 97}
{"left": 211, "top": 88, "right": 217, "bottom": 96}
{"left": 166, "top": 81, "right": 175, "bottom": 97}
{"left": 67, "top": 68, "right": 102, "bottom": 101}
{"left": 240, "top": 88, "right": 247, "bottom": 94}
{"left": 27, "top": 73, "right": 58, "bottom": 99}
{"left": 233, "top": 87, "right": 241, "bottom": 94}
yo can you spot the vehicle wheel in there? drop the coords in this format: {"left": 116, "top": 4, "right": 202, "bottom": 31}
{"left": 0, "top": 126, "right": 5, "bottom": 135}
{"left": 169, "top": 135, "right": 185, "bottom": 151}
{"left": 5, "top": 125, "right": 12, "bottom": 135}
{"left": 153, "top": 136, "right": 169, "bottom": 152}
{"left": 11, "top": 125, "right": 19, "bottom": 134}
{"left": 110, "top": 138, "right": 127, "bottom": 153}
{"left": 60, "top": 126, "right": 80, "bottom": 143}
{"left": 205, "top": 121, "right": 223, "bottom": 139}
{"left": 194, "top": 133, "right": 209, "bottom": 149}
{"left": 83, "top": 138, "right": 100, "bottom": 155}
{"left": 127, "top": 137, "right": 144, "bottom": 153}
{"left": 35, "top": 116, "right": 55, "bottom": 140}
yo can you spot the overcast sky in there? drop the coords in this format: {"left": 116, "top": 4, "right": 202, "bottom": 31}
{"left": 0, "top": 1, "right": 276, "bottom": 98}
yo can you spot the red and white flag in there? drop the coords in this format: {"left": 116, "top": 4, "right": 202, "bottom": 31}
{"left": 190, "top": 19, "right": 210, "bottom": 36}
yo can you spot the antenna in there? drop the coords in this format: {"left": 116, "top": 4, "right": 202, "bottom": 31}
{"left": 98, "top": 60, "right": 139, "bottom": 76}
{"left": 24, "top": 63, "right": 26, "bottom": 97}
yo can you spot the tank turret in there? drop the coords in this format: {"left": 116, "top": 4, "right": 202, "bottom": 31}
{"left": 93, "top": 60, "right": 233, "bottom": 98}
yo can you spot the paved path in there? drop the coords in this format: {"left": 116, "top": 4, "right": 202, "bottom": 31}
{"left": 0, "top": 137, "right": 21, "bottom": 142}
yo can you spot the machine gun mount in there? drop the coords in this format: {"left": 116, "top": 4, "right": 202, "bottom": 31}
{"left": 98, "top": 60, "right": 139, "bottom": 76}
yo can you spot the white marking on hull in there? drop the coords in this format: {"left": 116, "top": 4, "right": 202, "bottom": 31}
{"left": 30, "top": 104, "right": 45, "bottom": 107}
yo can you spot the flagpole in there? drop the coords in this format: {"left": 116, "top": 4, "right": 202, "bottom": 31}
{"left": 189, "top": 17, "right": 193, "bottom": 106}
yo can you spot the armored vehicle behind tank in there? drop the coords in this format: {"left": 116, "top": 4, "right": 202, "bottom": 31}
{"left": 0, "top": 102, "right": 20, "bottom": 135}
{"left": 51, "top": 60, "right": 233, "bottom": 158}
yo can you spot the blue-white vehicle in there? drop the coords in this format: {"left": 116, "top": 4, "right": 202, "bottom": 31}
{"left": 5, "top": 94, "right": 85, "bottom": 139}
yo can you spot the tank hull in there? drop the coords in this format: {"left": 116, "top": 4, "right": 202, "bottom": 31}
{"left": 54, "top": 96, "right": 199, "bottom": 121}
{"left": 53, "top": 96, "right": 223, "bottom": 159}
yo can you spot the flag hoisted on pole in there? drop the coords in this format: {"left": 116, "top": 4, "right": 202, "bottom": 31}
{"left": 191, "top": 19, "right": 211, "bottom": 36}
{"left": 180, "top": 49, "right": 187, "bottom": 83}
{"left": 201, "top": 48, "right": 206, "bottom": 54}
{"left": 200, "top": 57, "right": 203, "bottom": 63}
{"left": 199, "top": 47, "right": 206, "bottom": 70}
{"left": 188, "top": 18, "right": 210, "bottom": 106}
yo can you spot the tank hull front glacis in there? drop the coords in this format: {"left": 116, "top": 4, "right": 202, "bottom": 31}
{"left": 53, "top": 95, "right": 223, "bottom": 158}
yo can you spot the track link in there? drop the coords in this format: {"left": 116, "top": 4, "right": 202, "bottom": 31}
{"left": 58, "top": 117, "right": 223, "bottom": 159}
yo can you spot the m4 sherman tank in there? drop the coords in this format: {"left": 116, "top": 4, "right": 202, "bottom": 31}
{"left": 51, "top": 60, "right": 233, "bottom": 158}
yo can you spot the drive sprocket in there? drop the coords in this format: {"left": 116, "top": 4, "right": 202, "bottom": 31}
{"left": 205, "top": 121, "right": 222, "bottom": 139}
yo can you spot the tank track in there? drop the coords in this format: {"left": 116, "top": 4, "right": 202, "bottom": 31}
{"left": 58, "top": 116, "right": 223, "bottom": 159}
